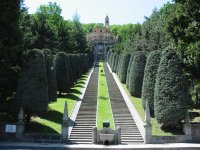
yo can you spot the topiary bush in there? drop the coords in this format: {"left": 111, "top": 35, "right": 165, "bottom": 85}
{"left": 43, "top": 49, "right": 57, "bottom": 103}
{"left": 126, "top": 53, "right": 135, "bottom": 90}
{"left": 129, "top": 51, "right": 146, "bottom": 97}
{"left": 119, "top": 53, "right": 130, "bottom": 83}
{"left": 117, "top": 54, "right": 122, "bottom": 77}
{"left": 111, "top": 53, "right": 117, "bottom": 72}
{"left": 16, "top": 49, "right": 48, "bottom": 119}
{"left": 66, "top": 54, "right": 74, "bottom": 88}
{"left": 141, "top": 50, "right": 161, "bottom": 115}
{"left": 113, "top": 54, "right": 119, "bottom": 73}
{"left": 154, "top": 47, "right": 191, "bottom": 127}
{"left": 54, "top": 52, "right": 69, "bottom": 94}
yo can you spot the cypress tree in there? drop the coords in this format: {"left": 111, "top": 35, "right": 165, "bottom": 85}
{"left": 66, "top": 54, "right": 74, "bottom": 88}
{"left": 43, "top": 49, "right": 57, "bottom": 103}
{"left": 129, "top": 51, "right": 146, "bottom": 97}
{"left": 117, "top": 54, "right": 122, "bottom": 77}
{"left": 154, "top": 47, "right": 190, "bottom": 127}
{"left": 55, "top": 52, "right": 68, "bottom": 94}
{"left": 114, "top": 54, "right": 119, "bottom": 73}
{"left": 16, "top": 49, "right": 48, "bottom": 120}
{"left": 119, "top": 53, "right": 131, "bottom": 83}
{"left": 111, "top": 53, "right": 117, "bottom": 72}
{"left": 126, "top": 53, "right": 135, "bottom": 90}
{"left": 0, "top": 0, "right": 23, "bottom": 98}
{"left": 141, "top": 50, "right": 161, "bottom": 115}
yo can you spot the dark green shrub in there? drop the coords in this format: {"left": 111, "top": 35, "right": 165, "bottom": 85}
{"left": 129, "top": 51, "right": 146, "bottom": 97}
{"left": 126, "top": 53, "right": 135, "bottom": 90}
{"left": 117, "top": 54, "right": 122, "bottom": 77}
{"left": 43, "top": 49, "right": 57, "bottom": 103}
{"left": 141, "top": 51, "right": 161, "bottom": 115}
{"left": 113, "top": 54, "right": 119, "bottom": 73}
{"left": 16, "top": 49, "right": 48, "bottom": 116}
{"left": 55, "top": 52, "right": 69, "bottom": 94}
{"left": 120, "top": 53, "right": 131, "bottom": 83}
{"left": 66, "top": 54, "right": 74, "bottom": 88}
{"left": 111, "top": 53, "right": 117, "bottom": 72}
{"left": 154, "top": 47, "right": 191, "bottom": 127}
{"left": 69, "top": 54, "right": 78, "bottom": 82}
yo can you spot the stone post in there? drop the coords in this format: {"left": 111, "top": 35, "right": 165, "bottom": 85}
{"left": 92, "top": 126, "right": 97, "bottom": 144}
{"left": 144, "top": 101, "right": 152, "bottom": 144}
{"left": 117, "top": 126, "right": 121, "bottom": 144}
{"left": 16, "top": 106, "right": 25, "bottom": 139}
{"left": 184, "top": 110, "right": 192, "bottom": 140}
{"left": 61, "top": 102, "right": 68, "bottom": 142}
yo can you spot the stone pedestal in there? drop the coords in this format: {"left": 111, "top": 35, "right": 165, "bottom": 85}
{"left": 61, "top": 102, "right": 68, "bottom": 142}
{"left": 117, "top": 126, "right": 121, "bottom": 144}
{"left": 184, "top": 110, "right": 192, "bottom": 140}
{"left": 16, "top": 106, "right": 25, "bottom": 139}
{"left": 144, "top": 101, "right": 152, "bottom": 144}
{"left": 92, "top": 127, "right": 97, "bottom": 144}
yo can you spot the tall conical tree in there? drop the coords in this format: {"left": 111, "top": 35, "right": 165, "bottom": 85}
{"left": 141, "top": 50, "right": 161, "bottom": 115}
{"left": 129, "top": 51, "right": 146, "bottom": 97}
{"left": 16, "top": 49, "right": 48, "bottom": 124}
{"left": 0, "top": 0, "right": 23, "bottom": 98}
{"left": 126, "top": 53, "right": 135, "bottom": 90}
{"left": 55, "top": 52, "right": 68, "bottom": 94}
{"left": 119, "top": 53, "right": 131, "bottom": 83}
{"left": 154, "top": 47, "right": 191, "bottom": 127}
{"left": 43, "top": 49, "right": 57, "bottom": 102}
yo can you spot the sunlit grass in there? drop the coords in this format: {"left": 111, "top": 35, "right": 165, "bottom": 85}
{"left": 97, "top": 62, "right": 114, "bottom": 129}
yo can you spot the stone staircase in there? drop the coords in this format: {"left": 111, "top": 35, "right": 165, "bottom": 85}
{"left": 69, "top": 63, "right": 99, "bottom": 144}
{"left": 104, "top": 63, "right": 144, "bottom": 144}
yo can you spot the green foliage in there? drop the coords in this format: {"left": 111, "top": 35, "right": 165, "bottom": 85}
{"left": 119, "top": 53, "right": 131, "bottom": 83}
{"left": 16, "top": 49, "right": 48, "bottom": 115}
{"left": 43, "top": 49, "right": 57, "bottom": 103}
{"left": 54, "top": 52, "right": 68, "bottom": 94}
{"left": 0, "top": 0, "right": 23, "bottom": 98}
{"left": 113, "top": 54, "right": 119, "bottom": 73}
{"left": 141, "top": 51, "right": 161, "bottom": 115}
{"left": 154, "top": 47, "right": 191, "bottom": 127}
{"left": 129, "top": 51, "right": 146, "bottom": 97}
{"left": 126, "top": 53, "right": 135, "bottom": 90}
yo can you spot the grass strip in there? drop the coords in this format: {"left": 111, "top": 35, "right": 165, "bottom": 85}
{"left": 97, "top": 62, "right": 115, "bottom": 129}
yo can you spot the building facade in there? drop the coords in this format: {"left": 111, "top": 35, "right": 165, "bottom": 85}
{"left": 87, "top": 16, "right": 115, "bottom": 61}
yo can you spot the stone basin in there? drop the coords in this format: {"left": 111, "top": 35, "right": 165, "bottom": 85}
{"left": 99, "top": 133, "right": 115, "bottom": 145}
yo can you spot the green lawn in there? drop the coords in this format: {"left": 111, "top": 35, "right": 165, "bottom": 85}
{"left": 97, "top": 62, "right": 115, "bottom": 129}
{"left": 27, "top": 73, "right": 90, "bottom": 133}
{"left": 117, "top": 75, "right": 180, "bottom": 136}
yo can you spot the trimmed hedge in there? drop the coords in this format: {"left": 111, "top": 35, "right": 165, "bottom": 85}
{"left": 16, "top": 49, "right": 48, "bottom": 115}
{"left": 119, "top": 53, "right": 131, "bottom": 83}
{"left": 113, "top": 54, "right": 119, "bottom": 73}
{"left": 154, "top": 47, "right": 190, "bottom": 127}
{"left": 117, "top": 54, "right": 122, "bottom": 77}
{"left": 43, "top": 49, "right": 57, "bottom": 103}
{"left": 141, "top": 50, "right": 161, "bottom": 115}
{"left": 126, "top": 53, "right": 135, "bottom": 90}
{"left": 55, "top": 52, "right": 69, "bottom": 94}
{"left": 129, "top": 51, "right": 146, "bottom": 98}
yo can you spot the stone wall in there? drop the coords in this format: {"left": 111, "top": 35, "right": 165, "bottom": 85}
{"left": 191, "top": 123, "right": 200, "bottom": 141}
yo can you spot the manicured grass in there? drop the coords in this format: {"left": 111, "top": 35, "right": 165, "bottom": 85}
{"left": 27, "top": 74, "right": 90, "bottom": 133}
{"left": 116, "top": 74, "right": 177, "bottom": 136}
{"left": 97, "top": 62, "right": 115, "bottom": 129}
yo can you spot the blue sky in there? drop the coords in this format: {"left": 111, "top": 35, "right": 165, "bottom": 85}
{"left": 24, "top": 0, "right": 172, "bottom": 25}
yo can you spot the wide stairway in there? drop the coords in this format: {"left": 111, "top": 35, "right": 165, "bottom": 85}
{"left": 104, "top": 63, "right": 144, "bottom": 144}
{"left": 69, "top": 63, "right": 99, "bottom": 144}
